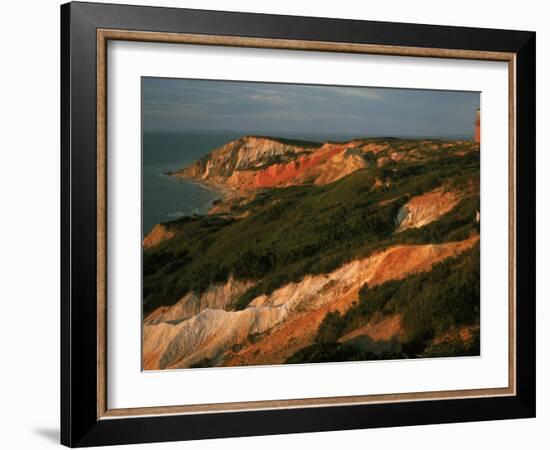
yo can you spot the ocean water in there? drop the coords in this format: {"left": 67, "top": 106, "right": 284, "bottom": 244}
{"left": 142, "top": 131, "right": 243, "bottom": 236}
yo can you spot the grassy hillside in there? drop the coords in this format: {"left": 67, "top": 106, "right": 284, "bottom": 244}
{"left": 143, "top": 138, "right": 479, "bottom": 316}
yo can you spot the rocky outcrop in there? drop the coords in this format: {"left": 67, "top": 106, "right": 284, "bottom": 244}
{"left": 143, "top": 224, "right": 175, "bottom": 249}
{"left": 396, "top": 188, "right": 461, "bottom": 231}
{"left": 143, "top": 235, "right": 479, "bottom": 369}
{"left": 144, "top": 306, "right": 288, "bottom": 369}
{"left": 224, "top": 143, "right": 368, "bottom": 191}
{"left": 177, "top": 136, "right": 317, "bottom": 183}
{"left": 175, "top": 136, "right": 375, "bottom": 194}
{"left": 144, "top": 277, "right": 255, "bottom": 325}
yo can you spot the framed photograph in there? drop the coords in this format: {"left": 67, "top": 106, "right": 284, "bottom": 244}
{"left": 61, "top": 2, "right": 536, "bottom": 447}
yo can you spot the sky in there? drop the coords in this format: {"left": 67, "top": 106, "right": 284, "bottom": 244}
{"left": 142, "top": 77, "right": 480, "bottom": 139}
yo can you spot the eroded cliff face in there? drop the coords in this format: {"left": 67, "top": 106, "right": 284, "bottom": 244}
{"left": 224, "top": 144, "right": 370, "bottom": 191}
{"left": 175, "top": 137, "right": 389, "bottom": 193}
{"left": 143, "top": 305, "right": 288, "bottom": 369}
{"left": 143, "top": 223, "right": 175, "bottom": 249}
{"left": 396, "top": 188, "right": 461, "bottom": 231}
{"left": 142, "top": 235, "right": 479, "bottom": 369}
{"left": 144, "top": 277, "right": 255, "bottom": 325}
{"left": 177, "top": 136, "right": 317, "bottom": 183}
{"left": 176, "top": 137, "right": 479, "bottom": 199}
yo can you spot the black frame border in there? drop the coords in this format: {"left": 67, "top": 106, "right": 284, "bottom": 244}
{"left": 61, "top": 2, "right": 536, "bottom": 447}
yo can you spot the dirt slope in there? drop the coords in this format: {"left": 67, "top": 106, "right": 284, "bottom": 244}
{"left": 142, "top": 235, "right": 479, "bottom": 369}
{"left": 143, "top": 224, "right": 175, "bottom": 249}
{"left": 396, "top": 188, "right": 461, "bottom": 231}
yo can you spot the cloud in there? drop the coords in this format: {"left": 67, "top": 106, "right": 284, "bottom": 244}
{"left": 142, "top": 77, "right": 479, "bottom": 137}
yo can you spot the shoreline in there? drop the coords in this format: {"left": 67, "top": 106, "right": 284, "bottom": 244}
{"left": 144, "top": 170, "right": 235, "bottom": 241}
{"left": 170, "top": 171, "right": 240, "bottom": 205}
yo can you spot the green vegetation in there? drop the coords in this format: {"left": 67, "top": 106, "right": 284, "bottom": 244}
{"left": 285, "top": 342, "right": 400, "bottom": 364}
{"left": 316, "top": 311, "right": 347, "bottom": 344}
{"left": 423, "top": 331, "right": 480, "bottom": 358}
{"left": 188, "top": 357, "right": 214, "bottom": 368}
{"left": 143, "top": 138, "right": 479, "bottom": 318}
